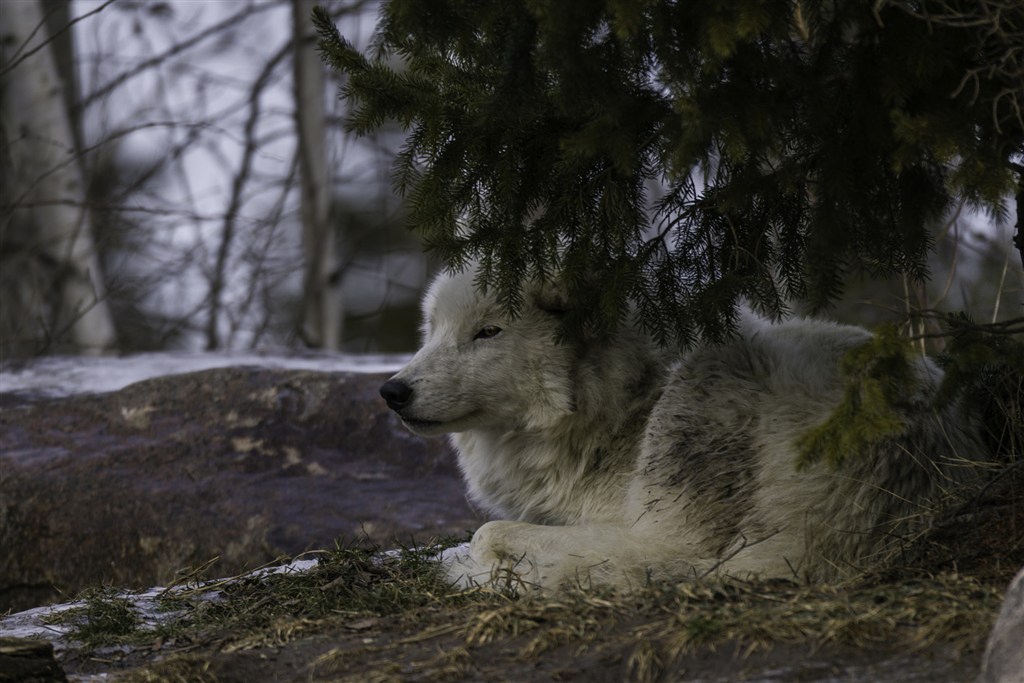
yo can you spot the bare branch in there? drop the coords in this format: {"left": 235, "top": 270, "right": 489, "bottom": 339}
{"left": 0, "top": 0, "right": 117, "bottom": 80}
{"left": 205, "top": 39, "right": 294, "bottom": 350}
{"left": 73, "top": 1, "right": 279, "bottom": 113}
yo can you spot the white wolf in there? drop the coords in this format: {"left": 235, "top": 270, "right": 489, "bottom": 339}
{"left": 380, "top": 267, "right": 985, "bottom": 591}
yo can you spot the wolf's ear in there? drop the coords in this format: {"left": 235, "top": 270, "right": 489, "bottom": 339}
{"left": 532, "top": 281, "right": 571, "bottom": 315}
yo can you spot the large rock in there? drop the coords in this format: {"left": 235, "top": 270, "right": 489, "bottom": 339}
{"left": 0, "top": 637, "right": 66, "bottom": 682}
{"left": 0, "top": 367, "right": 479, "bottom": 613}
{"left": 978, "top": 565, "right": 1024, "bottom": 683}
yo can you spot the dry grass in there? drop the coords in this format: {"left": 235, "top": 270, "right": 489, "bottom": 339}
{"left": 52, "top": 536, "right": 1008, "bottom": 682}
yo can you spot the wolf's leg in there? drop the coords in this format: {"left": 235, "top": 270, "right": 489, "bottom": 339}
{"left": 439, "top": 520, "right": 692, "bottom": 592}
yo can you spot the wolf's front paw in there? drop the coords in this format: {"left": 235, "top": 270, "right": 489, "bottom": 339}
{"left": 437, "top": 523, "right": 541, "bottom": 592}
{"left": 437, "top": 542, "right": 479, "bottom": 589}
{"left": 438, "top": 540, "right": 523, "bottom": 590}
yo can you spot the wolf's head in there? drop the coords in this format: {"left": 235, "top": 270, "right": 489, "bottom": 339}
{"left": 380, "top": 267, "right": 577, "bottom": 437}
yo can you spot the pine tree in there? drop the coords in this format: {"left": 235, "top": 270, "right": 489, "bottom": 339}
{"left": 313, "top": 1, "right": 1023, "bottom": 345}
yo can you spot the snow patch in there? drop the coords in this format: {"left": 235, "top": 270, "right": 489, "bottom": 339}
{"left": 0, "top": 352, "right": 408, "bottom": 399}
{"left": 0, "top": 558, "right": 322, "bottom": 648}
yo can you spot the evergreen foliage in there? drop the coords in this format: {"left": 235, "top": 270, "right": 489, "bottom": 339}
{"left": 793, "top": 315, "right": 1024, "bottom": 471}
{"left": 795, "top": 324, "right": 916, "bottom": 469}
{"left": 313, "top": 1, "right": 1023, "bottom": 344}
{"left": 936, "top": 314, "right": 1024, "bottom": 460}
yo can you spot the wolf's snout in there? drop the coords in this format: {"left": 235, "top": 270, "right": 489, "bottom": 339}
{"left": 380, "top": 379, "right": 413, "bottom": 411}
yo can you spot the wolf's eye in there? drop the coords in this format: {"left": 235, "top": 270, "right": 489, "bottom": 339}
{"left": 474, "top": 325, "right": 503, "bottom": 340}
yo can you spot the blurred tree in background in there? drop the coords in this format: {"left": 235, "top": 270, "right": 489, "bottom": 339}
{"left": 317, "top": 0, "right": 1023, "bottom": 345}
{"left": 1, "top": 0, "right": 424, "bottom": 361}
{"left": 1, "top": 0, "right": 117, "bottom": 355}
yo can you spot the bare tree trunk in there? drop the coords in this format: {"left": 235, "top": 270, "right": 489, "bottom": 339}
{"left": 1013, "top": 163, "right": 1023, "bottom": 271}
{"left": 1, "top": 0, "right": 116, "bottom": 354}
{"left": 292, "top": 0, "right": 341, "bottom": 350}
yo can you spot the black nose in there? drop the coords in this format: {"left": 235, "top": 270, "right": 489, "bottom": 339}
{"left": 380, "top": 379, "right": 413, "bottom": 411}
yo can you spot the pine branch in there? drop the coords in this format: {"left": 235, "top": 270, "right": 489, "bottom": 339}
{"left": 311, "top": 5, "right": 366, "bottom": 75}
{"left": 316, "top": 0, "right": 1024, "bottom": 346}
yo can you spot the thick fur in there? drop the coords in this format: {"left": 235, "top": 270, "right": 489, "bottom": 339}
{"left": 383, "top": 268, "right": 987, "bottom": 591}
